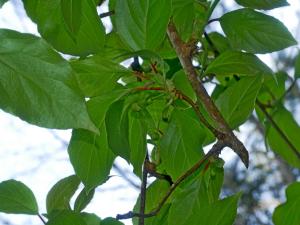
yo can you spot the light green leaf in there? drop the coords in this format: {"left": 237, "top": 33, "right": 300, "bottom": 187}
{"left": 205, "top": 51, "right": 273, "bottom": 76}
{"left": 74, "top": 188, "right": 95, "bottom": 213}
{"left": 81, "top": 213, "right": 101, "bottom": 225}
{"left": 115, "top": 0, "right": 172, "bottom": 50}
{"left": 273, "top": 182, "right": 300, "bottom": 225}
{"left": 266, "top": 106, "right": 300, "bottom": 167}
{"left": 0, "top": 0, "right": 8, "bottom": 8}
{"left": 71, "top": 55, "right": 129, "bottom": 97}
{"left": 68, "top": 127, "right": 115, "bottom": 191}
{"left": 46, "top": 210, "right": 87, "bottom": 225}
{"left": 220, "top": 8, "right": 297, "bottom": 53}
{"left": 105, "top": 100, "right": 131, "bottom": 161}
{"left": 0, "top": 180, "right": 38, "bottom": 215}
{"left": 160, "top": 109, "right": 206, "bottom": 180}
{"left": 172, "top": 70, "right": 196, "bottom": 101}
{"left": 133, "top": 180, "right": 170, "bottom": 225}
{"left": 102, "top": 217, "right": 124, "bottom": 225}
{"left": 22, "top": 0, "right": 105, "bottom": 56}
{"left": 0, "top": 29, "right": 97, "bottom": 132}
{"left": 216, "top": 76, "right": 263, "bottom": 128}
{"left": 235, "top": 0, "right": 289, "bottom": 10}
{"left": 294, "top": 53, "right": 300, "bottom": 79}
{"left": 61, "top": 0, "right": 82, "bottom": 36}
{"left": 46, "top": 175, "right": 80, "bottom": 214}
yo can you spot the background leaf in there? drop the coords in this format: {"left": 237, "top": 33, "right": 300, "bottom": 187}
{"left": 294, "top": 53, "right": 300, "bottom": 79}
{"left": 220, "top": 8, "right": 297, "bottom": 53}
{"left": 0, "top": 29, "right": 97, "bottom": 132}
{"left": 235, "top": 0, "right": 289, "bottom": 10}
{"left": 61, "top": 0, "right": 82, "bottom": 36}
{"left": 46, "top": 175, "right": 80, "bottom": 214}
{"left": 0, "top": 180, "right": 38, "bottom": 215}
{"left": 22, "top": 0, "right": 105, "bottom": 56}
{"left": 101, "top": 217, "right": 124, "bottom": 225}
{"left": 115, "top": 0, "right": 172, "bottom": 50}
{"left": 46, "top": 210, "right": 87, "bottom": 225}
{"left": 74, "top": 188, "right": 95, "bottom": 213}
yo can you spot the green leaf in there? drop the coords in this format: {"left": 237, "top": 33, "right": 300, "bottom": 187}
{"left": 216, "top": 76, "right": 263, "bottom": 128}
{"left": 22, "top": 0, "right": 105, "bottom": 56}
{"left": 266, "top": 106, "right": 300, "bottom": 167}
{"left": 133, "top": 180, "right": 170, "bottom": 225}
{"left": 205, "top": 32, "right": 231, "bottom": 53}
{"left": 101, "top": 217, "right": 124, "bottom": 225}
{"left": 71, "top": 55, "right": 129, "bottom": 97}
{"left": 273, "top": 182, "right": 300, "bottom": 225}
{"left": 46, "top": 210, "right": 87, "bottom": 225}
{"left": 61, "top": 0, "right": 82, "bottom": 36}
{"left": 169, "top": 169, "right": 240, "bottom": 225}
{"left": 160, "top": 109, "right": 206, "bottom": 179}
{"left": 294, "top": 53, "right": 300, "bottom": 79}
{"left": 74, "top": 188, "right": 95, "bottom": 213}
{"left": 205, "top": 51, "right": 273, "bottom": 76}
{"left": 68, "top": 127, "right": 115, "bottom": 191}
{"left": 0, "top": 29, "right": 97, "bottom": 132}
{"left": 172, "top": 70, "right": 196, "bottom": 101}
{"left": 46, "top": 175, "right": 80, "bottom": 214}
{"left": 115, "top": 0, "right": 172, "bottom": 50}
{"left": 81, "top": 213, "right": 101, "bottom": 225}
{"left": 220, "top": 8, "right": 297, "bottom": 53}
{"left": 235, "top": 0, "right": 289, "bottom": 10}
{"left": 0, "top": 180, "right": 38, "bottom": 215}
{"left": 105, "top": 100, "right": 131, "bottom": 161}
{"left": 0, "top": 0, "right": 8, "bottom": 8}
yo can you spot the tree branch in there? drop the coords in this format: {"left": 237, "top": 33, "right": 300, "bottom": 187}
{"left": 166, "top": 22, "right": 249, "bottom": 168}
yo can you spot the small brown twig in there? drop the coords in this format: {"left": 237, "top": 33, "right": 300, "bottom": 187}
{"left": 99, "top": 10, "right": 115, "bottom": 18}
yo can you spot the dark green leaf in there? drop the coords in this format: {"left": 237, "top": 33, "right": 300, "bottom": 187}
{"left": 206, "top": 51, "right": 273, "bottom": 76}
{"left": 160, "top": 109, "right": 206, "bottom": 179}
{"left": 0, "top": 29, "right": 97, "bottom": 132}
{"left": 0, "top": 180, "right": 38, "bottom": 215}
{"left": 273, "top": 182, "right": 300, "bottom": 225}
{"left": 220, "top": 8, "right": 297, "bottom": 53}
{"left": 266, "top": 106, "right": 300, "bottom": 167}
{"left": 101, "top": 217, "right": 124, "bottom": 225}
{"left": 46, "top": 210, "right": 86, "bottom": 225}
{"left": 294, "top": 53, "right": 300, "bottom": 79}
{"left": 235, "top": 0, "right": 289, "bottom": 10}
{"left": 115, "top": 0, "right": 172, "bottom": 50}
{"left": 133, "top": 180, "right": 170, "bottom": 225}
{"left": 46, "top": 175, "right": 80, "bottom": 214}
{"left": 74, "top": 188, "right": 95, "bottom": 213}
{"left": 71, "top": 55, "right": 130, "bottom": 97}
{"left": 205, "top": 32, "right": 231, "bottom": 53}
{"left": 22, "top": 0, "right": 105, "bottom": 56}
{"left": 216, "top": 76, "right": 263, "bottom": 128}
{"left": 105, "top": 100, "right": 131, "bottom": 161}
{"left": 0, "top": 0, "right": 8, "bottom": 8}
{"left": 61, "top": 0, "right": 82, "bottom": 36}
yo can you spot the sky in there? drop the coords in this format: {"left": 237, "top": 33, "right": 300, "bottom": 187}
{"left": 0, "top": 0, "right": 300, "bottom": 225}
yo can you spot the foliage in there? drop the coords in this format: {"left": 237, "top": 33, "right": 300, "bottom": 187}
{"left": 0, "top": 0, "right": 299, "bottom": 224}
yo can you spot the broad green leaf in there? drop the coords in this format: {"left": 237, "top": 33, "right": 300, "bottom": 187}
{"left": 235, "top": 0, "right": 289, "bottom": 10}
{"left": 273, "top": 182, "right": 300, "bottom": 225}
{"left": 204, "top": 32, "right": 231, "bottom": 53}
{"left": 115, "top": 0, "right": 172, "bottom": 50}
{"left": 172, "top": 0, "right": 195, "bottom": 41}
{"left": 160, "top": 109, "right": 206, "bottom": 179}
{"left": 102, "top": 217, "right": 124, "bottom": 225}
{"left": 61, "top": 0, "right": 82, "bottom": 36}
{"left": 294, "top": 53, "right": 300, "bottom": 79}
{"left": 46, "top": 210, "right": 86, "bottom": 225}
{"left": 71, "top": 55, "right": 130, "bottom": 97}
{"left": 0, "top": 0, "right": 8, "bottom": 8}
{"left": 266, "top": 106, "right": 300, "bottom": 167}
{"left": 74, "top": 188, "right": 95, "bottom": 213}
{"left": 68, "top": 127, "right": 115, "bottom": 191}
{"left": 46, "top": 175, "right": 80, "bottom": 214}
{"left": 81, "top": 213, "right": 101, "bottom": 225}
{"left": 105, "top": 100, "right": 131, "bottom": 161}
{"left": 172, "top": 70, "right": 196, "bottom": 101}
{"left": 133, "top": 180, "right": 170, "bottom": 225}
{"left": 0, "top": 180, "right": 38, "bottom": 215}
{"left": 206, "top": 51, "right": 273, "bottom": 76}
{"left": 0, "top": 29, "right": 97, "bottom": 132}
{"left": 22, "top": 0, "right": 105, "bottom": 56}
{"left": 220, "top": 8, "right": 297, "bottom": 53}
{"left": 216, "top": 76, "right": 263, "bottom": 128}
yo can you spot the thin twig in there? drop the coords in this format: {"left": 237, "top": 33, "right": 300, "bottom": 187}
{"left": 99, "top": 10, "right": 115, "bottom": 18}
{"left": 138, "top": 156, "right": 149, "bottom": 225}
{"left": 256, "top": 100, "right": 300, "bottom": 160}
{"left": 207, "top": 18, "right": 220, "bottom": 25}
{"left": 116, "top": 141, "right": 225, "bottom": 220}
{"left": 38, "top": 214, "right": 46, "bottom": 225}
